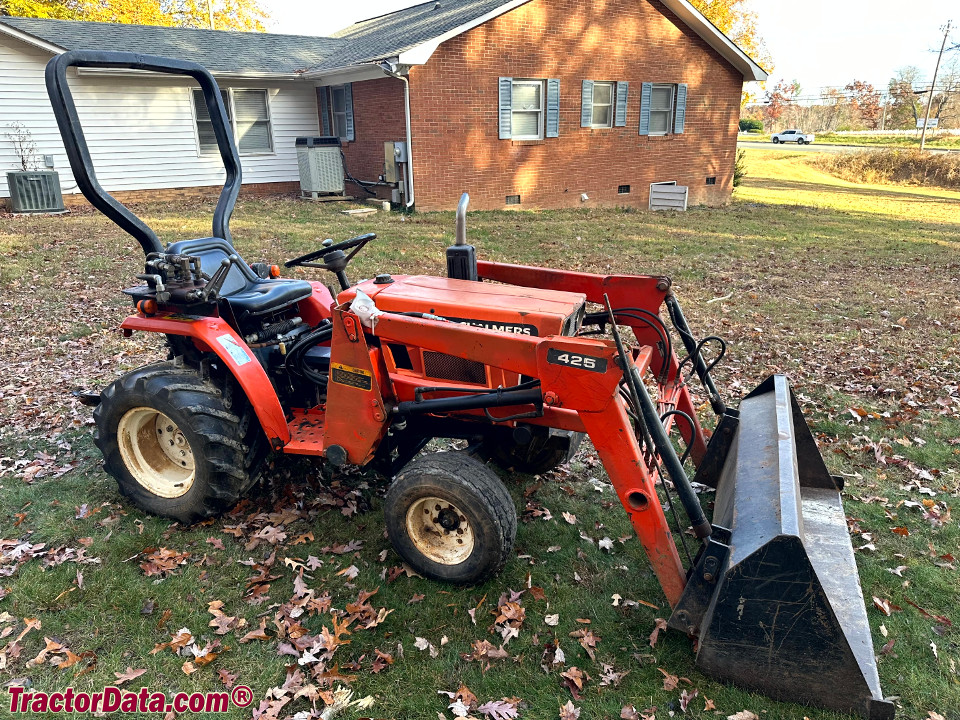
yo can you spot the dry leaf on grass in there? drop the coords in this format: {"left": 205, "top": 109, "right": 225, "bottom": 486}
{"left": 115, "top": 667, "right": 147, "bottom": 685}
{"left": 559, "top": 700, "right": 580, "bottom": 720}
{"left": 727, "top": 711, "right": 760, "bottom": 720}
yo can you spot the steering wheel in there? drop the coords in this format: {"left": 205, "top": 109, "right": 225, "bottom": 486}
{"left": 285, "top": 233, "right": 376, "bottom": 269}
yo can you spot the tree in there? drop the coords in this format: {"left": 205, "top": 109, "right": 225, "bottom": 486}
{"left": 888, "top": 66, "right": 924, "bottom": 129}
{"left": 844, "top": 80, "right": 882, "bottom": 129}
{"left": 0, "top": 0, "right": 269, "bottom": 32}
{"left": 690, "top": 0, "right": 774, "bottom": 74}
{"left": 763, "top": 80, "right": 800, "bottom": 127}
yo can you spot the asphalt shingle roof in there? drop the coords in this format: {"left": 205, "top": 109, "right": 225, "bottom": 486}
{"left": 0, "top": 16, "right": 350, "bottom": 74}
{"left": 331, "top": 0, "right": 516, "bottom": 64}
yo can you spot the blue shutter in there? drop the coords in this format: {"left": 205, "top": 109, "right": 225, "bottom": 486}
{"left": 674, "top": 83, "right": 688, "bottom": 134}
{"left": 498, "top": 77, "right": 513, "bottom": 139}
{"left": 344, "top": 83, "right": 355, "bottom": 141}
{"left": 319, "top": 88, "right": 331, "bottom": 136}
{"left": 546, "top": 79, "right": 560, "bottom": 138}
{"left": 615, "top": 81, "right": 629, "bottom": 127}
{"left": 580, "top": 80, "right": 594, "bottom": 128}
{"left": 639, "top": 82, "right": 653, "bottom": 135}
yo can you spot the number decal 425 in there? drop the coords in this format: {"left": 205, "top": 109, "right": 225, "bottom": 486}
{"left": 546, "top": 348, "right": 608, "bottom": 373}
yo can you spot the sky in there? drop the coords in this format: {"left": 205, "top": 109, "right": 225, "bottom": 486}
{"left": 269, "top": 0, "right": 958, "bottom": 96}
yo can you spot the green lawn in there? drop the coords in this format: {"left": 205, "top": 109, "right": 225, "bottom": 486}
{"left": 746, "top": 132, "right": 960, "bottom": 150}
{"left": 0, "top": 149, "right": 957, "bottom": 720}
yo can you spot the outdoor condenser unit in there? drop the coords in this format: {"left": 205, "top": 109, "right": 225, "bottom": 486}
{"left": 296, "top": 136, "right": 345, "bottom": 198}
{"left": 6, "top": 171, "right": 65, "bottom": 213}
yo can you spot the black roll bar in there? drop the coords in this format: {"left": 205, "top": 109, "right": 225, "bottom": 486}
{"left": 44, "top": 51, "right": 242, "bottom": 256}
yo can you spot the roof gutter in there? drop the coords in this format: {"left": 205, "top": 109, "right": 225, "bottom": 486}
{"left": 380, "top": 61, "right": 415, "bottom": 210}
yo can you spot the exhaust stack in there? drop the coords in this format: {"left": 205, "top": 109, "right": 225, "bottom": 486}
{"left": 446, "top": 192, "right": 478, "bottom": 281}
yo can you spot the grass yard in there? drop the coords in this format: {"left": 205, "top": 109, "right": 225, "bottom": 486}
{"left": 0, "top": 148, "right": 957, "bottom": 720}
{"left": 746, "top": 133, "right": 960, "bottom": 150}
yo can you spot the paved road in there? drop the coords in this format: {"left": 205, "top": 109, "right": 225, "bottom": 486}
{"left": 738, "top": 140, "right": 959, "bottom": 154}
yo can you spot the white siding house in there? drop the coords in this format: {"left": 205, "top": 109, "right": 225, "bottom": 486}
{"left": 0, "top": 19, "right": 331, "bottom": 201}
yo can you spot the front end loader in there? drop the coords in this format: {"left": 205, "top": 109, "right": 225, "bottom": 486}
{"left": 46, "top": 51, "right": 893, "bottom": 719}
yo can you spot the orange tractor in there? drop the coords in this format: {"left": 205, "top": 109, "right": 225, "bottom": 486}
{"left": 47, "top": 51, "right": 892, "bottom": 719}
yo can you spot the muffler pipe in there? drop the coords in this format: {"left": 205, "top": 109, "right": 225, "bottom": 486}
{"left": 446, "top": 192, "right": 478, "bottom": 281}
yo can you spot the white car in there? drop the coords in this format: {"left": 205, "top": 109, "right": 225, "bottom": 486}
{"left": 772, "top": 129, "right": 815, "bottom": 145}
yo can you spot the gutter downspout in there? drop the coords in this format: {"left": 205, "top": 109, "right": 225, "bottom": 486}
{"left": 381, "top": 63, "right": 415, "bottom": 209}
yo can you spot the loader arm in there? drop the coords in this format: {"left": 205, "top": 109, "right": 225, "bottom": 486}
{"left": 365, "top": 310, "right": 689, "bottom": 604}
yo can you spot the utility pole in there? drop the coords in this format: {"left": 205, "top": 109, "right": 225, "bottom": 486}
{"left": 920, "top": 20, "right": 951, "bottom": 151}
{"left": 207, "top": 0, "right": 216, "bottom": 30}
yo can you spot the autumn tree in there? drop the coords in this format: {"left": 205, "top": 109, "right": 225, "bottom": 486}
{"left": 763, "top": 80, "right": 800, "bottom": 127}
{"left": 0, "top": 0, "right": 269, "bottom": 32}
{"left": 690, "top": 0, "right": 773, "bottom": 73}
{"left": 844, "top": 80, "right": 882, "bottom": 129}
{"left": 888, "top": 66, "right": 924, "bottom": 129}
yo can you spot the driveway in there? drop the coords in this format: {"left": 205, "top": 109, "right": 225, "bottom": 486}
{"left": 737, "top": 140, "right": 959, "bottom": 154}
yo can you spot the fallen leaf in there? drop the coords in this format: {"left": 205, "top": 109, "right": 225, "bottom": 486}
{"left": 659, "top": 667, "right": 679, "bottom": 691}
{"left": 115, "top": 667, "right": 147, "bottom": 685}
{"left": 544, "top": 613, "right": 560, "bottom": 627}
{"left": 562, "top": 512, "right": 577, "bottom": 525}
{"left": 649, "top": 617, "right": 668, "bottom": 647}
{"left": 559, "top": 700, "right": 580, "bottom": 720}
{"left": 727, "top": 712, "right": 760, "bottom": 720}
{"left": 680, "top": 688, "right": 698, "bottom": 713}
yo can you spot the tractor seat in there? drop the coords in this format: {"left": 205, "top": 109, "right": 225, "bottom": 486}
{"left": 165, "top": 237, "right": 313, "bottom": 316}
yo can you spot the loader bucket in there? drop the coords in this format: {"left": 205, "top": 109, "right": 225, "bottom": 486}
{"left": 670, "top": 375, "right": 894, "bottom": 720}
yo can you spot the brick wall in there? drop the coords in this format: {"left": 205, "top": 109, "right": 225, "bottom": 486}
{"left": 52, "top": 180, "right": 300, "bottom": 210}
{"left": 325, "top": 78, "right": 407, "bottom": 200}
{"left": 406, "top": 0, "right": 744, "bottom": 211}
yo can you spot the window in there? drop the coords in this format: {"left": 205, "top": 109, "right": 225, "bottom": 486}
{"left": 233, "top": 90, "right": 273, "bottom": 154}
{"left": 499, "top": 77, "right": 559, "bottom": 140}
{"left": 581, "top": 80, "right": 628, "bottom": 129}
{"left": 192, "top": 88, "right": 274, "bottom": 155}
{"left": 319, "top": 84, "right": 354, "bottom": 141}
{"left": 192, "top": 88, "right": 231, "bottom": 154}
{"left": 590, "top": 82, "right": 614, "bottom": 128}
{"left": 639, "top": 82, "right": 687, "bottom": 136}
{"left": 649, "top": 85, "right": 675, "bottom": 135}
{"left": 511, "top": 80, "right": 544, "bottom": 140}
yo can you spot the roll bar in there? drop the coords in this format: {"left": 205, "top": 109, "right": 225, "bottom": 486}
{"left": 44, "top": 50, "right": 242, "bottom": 256}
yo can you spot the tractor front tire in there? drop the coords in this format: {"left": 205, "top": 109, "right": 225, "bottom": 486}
{"left": 385, "top": 452, "right": 516, "bottom": 585}
{"left": 94, "top": 361, "right": 265, "bottom": 525}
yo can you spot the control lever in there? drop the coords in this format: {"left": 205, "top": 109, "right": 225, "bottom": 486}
{"left": 186, "top": 255, "right": 237, "bottom": 303}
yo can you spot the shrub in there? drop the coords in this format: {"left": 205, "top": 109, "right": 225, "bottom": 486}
{"left": 739, "top": 118, "right": 763, "bottom": 132}
{"left": 812, "top": 149, "right": 960, "bottom": 189}
{"left": 733, "top": 148, "right": 747, "bottom": 187}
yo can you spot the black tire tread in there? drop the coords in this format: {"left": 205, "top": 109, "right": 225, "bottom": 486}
{"left": 386, "top": 451, "right": 516, "bottom": 585}
{"left": 94, "top": 359, "right": 266, "bottom": 523}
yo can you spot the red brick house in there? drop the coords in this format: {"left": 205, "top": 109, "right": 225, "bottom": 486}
{"left": 326, "top": 0, "right": 767, "bottom": 210}
{"left": 1, "top": 0, "right": 765, "bottom": 211}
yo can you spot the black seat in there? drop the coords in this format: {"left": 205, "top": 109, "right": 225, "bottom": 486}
{"left": 165, "top": 238, "right": 313, "bottom": 316}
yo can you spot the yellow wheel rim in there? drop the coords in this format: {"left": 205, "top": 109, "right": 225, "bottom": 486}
{"left": 405, "top": 496, "right": 475, "bottom": 565}
{"left": 117, "top": 407, "right": 195, "bottom": 498}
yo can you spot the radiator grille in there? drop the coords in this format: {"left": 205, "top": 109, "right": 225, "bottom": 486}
{"left": 6, "top": 171, "right": 64, "bottom": 213}
{"left": 423, "top": 351, "right": 487, "bottom": 384}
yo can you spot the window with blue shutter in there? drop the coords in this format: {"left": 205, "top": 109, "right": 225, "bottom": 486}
{"left": 546, "top": 79, "right": 560, "bottom": 138}
{"left": 318, "top": 88, "right": 331, "bottom": 136}
{"left": 639, "top": 82, "right": 653, "bottom": 135}
{"left": 320, "top": 84, "right": 354, "bottom": 141}
{"left": 674, "top": 83, "right": 688, "bottom": 134}
{"left": 580, "top": 80, "right": 594, "bottom": 128}
{"left": 615, "top": 81, "right": 629, "bottom": 127}
{"left": 499, "top": 77, "right": 513, "bottom": 139}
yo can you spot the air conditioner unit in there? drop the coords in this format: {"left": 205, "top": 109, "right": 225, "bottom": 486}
{"left": 6, "top": 171, "right": 65, "bottom": 213}
{"left": 296, "top": 137, "right": 344, "bottom": 198}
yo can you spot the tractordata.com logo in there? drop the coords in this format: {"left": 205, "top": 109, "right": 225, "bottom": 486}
{"left": 7, "top": 685, "right": 254, "bottom": 714}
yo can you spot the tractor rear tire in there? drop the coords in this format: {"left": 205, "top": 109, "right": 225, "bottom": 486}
{"left": 483, "top": 430, "right": 584, "bottom": 475}
{"left": 94, "top": 360, "right": 266, "bottom": 525}
{"left": 385, "top": 451, "right": 516, "bottom": 585}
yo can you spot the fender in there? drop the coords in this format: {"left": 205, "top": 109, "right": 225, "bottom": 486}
{"left": 120, "top": 312, "right": 290, "bottom": 448}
